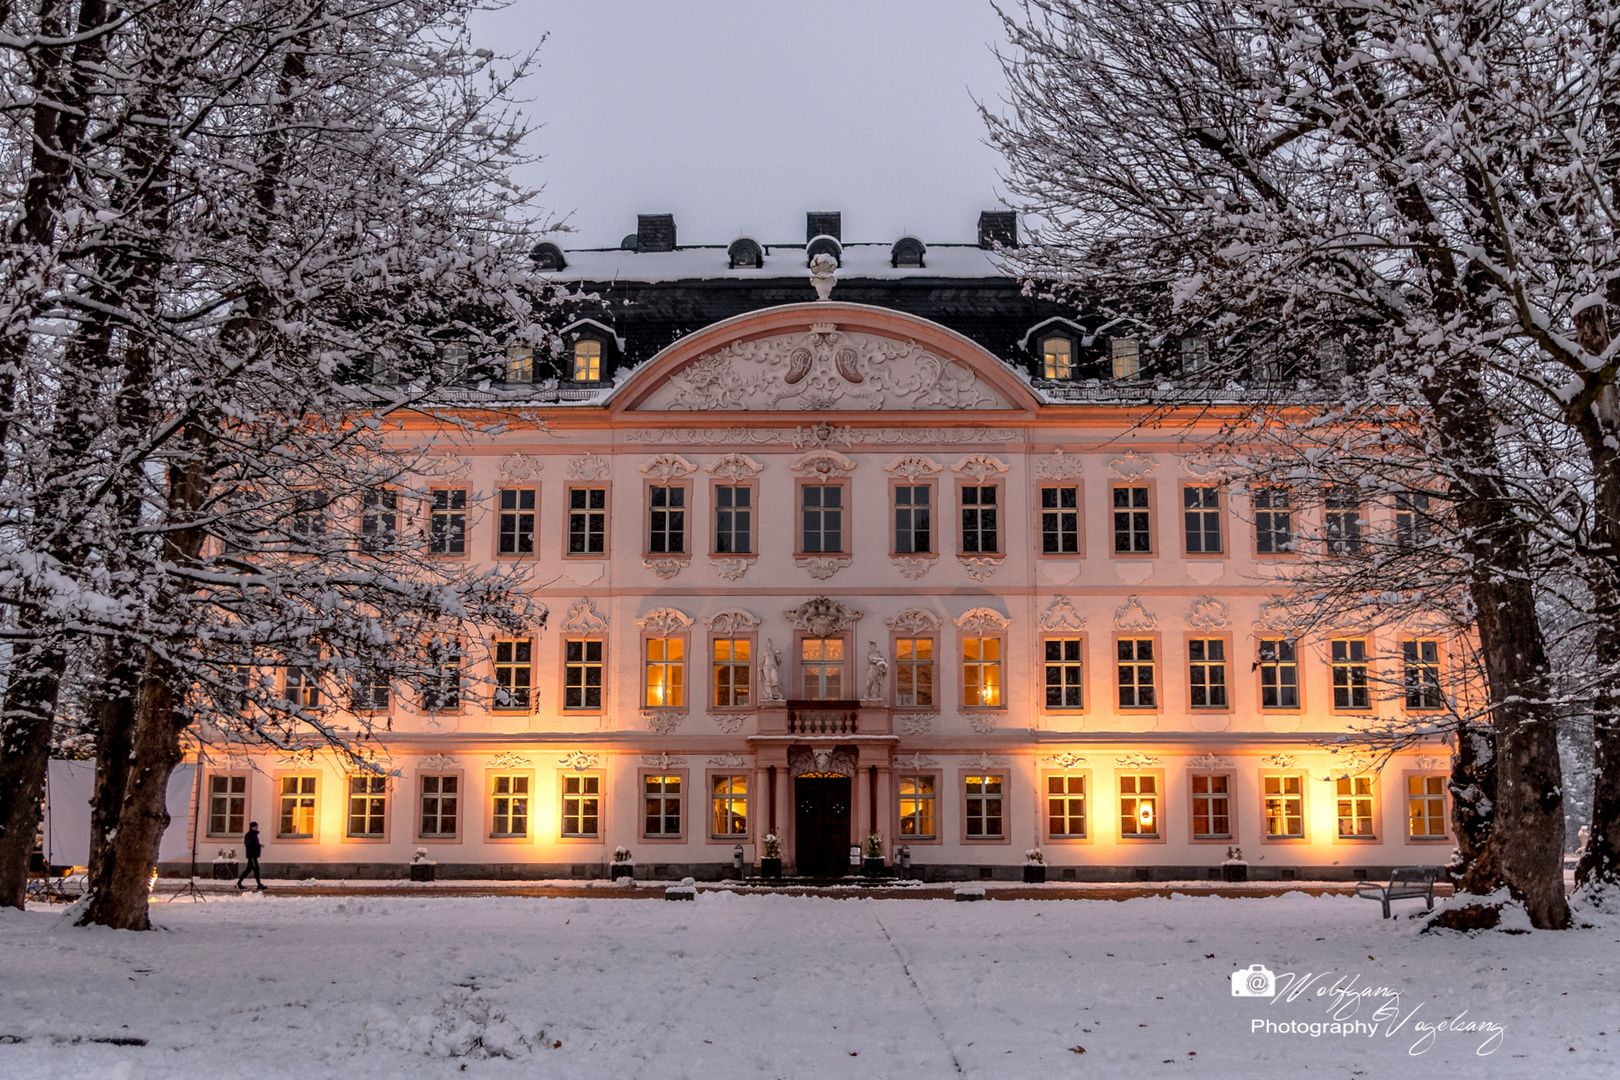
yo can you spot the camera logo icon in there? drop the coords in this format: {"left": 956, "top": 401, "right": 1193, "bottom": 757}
{"left": 1231, "top": 964, "right": 1276, "bottom": 997}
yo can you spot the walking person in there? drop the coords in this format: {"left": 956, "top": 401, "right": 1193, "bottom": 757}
{"left": 237, "top": 821, "right": 265, "bottom": 890}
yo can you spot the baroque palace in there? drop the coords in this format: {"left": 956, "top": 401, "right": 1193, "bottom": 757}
{"left": 177, "top": 211, "right": 1455, "bottom": 882}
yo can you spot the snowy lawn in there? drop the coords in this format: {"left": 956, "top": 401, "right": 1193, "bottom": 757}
{"left": 1, "top": 890, "right": 1614, "bottom": 1079}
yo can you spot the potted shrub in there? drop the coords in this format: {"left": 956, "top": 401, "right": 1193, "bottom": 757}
{"left": 611, "top": 845, "right": 636, "bottom": 881}
{"left": 410, "top": 847, "right": 437, "bottom": 882}
{"left": 863, "top": 832, "right": 886, "bottom": 877}
{"left": 1023, "top": 848, "right": 1047, "bottom": 884}
{"left": 1222, "top": 846, "right": 1248, "bottom": 883}
{"left": 212, "top": 848, "right": 239, "bottom": 881}
{"left": 760, "top": 834, "right": 782, "bottom": 879}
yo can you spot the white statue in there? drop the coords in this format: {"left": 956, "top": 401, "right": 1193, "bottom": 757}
{"left": 864, "top": 640, "right": 888, "bottom": 701}
{"left": 810, "top": 252, "right": 838, "bottom": 301}
{"left": 761, "top": 638, "right": 783, "bottom": 701}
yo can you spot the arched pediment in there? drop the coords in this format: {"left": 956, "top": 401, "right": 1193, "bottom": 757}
{"left": 608, "top": 303, "right": 1040, "bottom": 416}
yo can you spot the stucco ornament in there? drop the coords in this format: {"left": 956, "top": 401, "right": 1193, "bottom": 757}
{"left": 886, "top": 608, "right": 943, "bottom": 635}
{"left": 810, "top": 252, "right": 839, "bottom": 301}
{"left": 558, "top": 751, "right": 598, "bottom": 772}
{"left": 1185, "top": 754, "right": 1234, "bottom": 770}
{"left": 637, "top": 326, "right": 1007, "bottom": 412}
{"left": 1327, "top": 754, "right": 1375, "bottom": 778}
{"left": 966, "top": 713, "right": 1000, "bottom": 734}
{"left": 1035, "top": 449, "right": 1085, "bottom": 480}
{"left": 1038, "top": 596, "right": 1087, "bottom": 632}
{"left": 497, "top": 454, "right": 543, "bottom": 481}
{"left": 565, "top": 452, "right": 611, "bottom": 480}
{"left": 277, "top": 747, "right": 321, "bottom": 769}
{"left": 640, "top": 752, "right": 686, "bottom": 769}
{"left": 712, "top": 558, "right": 751, "bottom": 581}
{"left": 786, "top": 597, "right": 864, "bottom": 637}
{"left": 863, "top": 641, "right": 889, "bottom": 701}
{"left": 643, "top": 558, "right": 685, "bottom": 580}
{"left": 789, "top": 448, "right": 857, "bottom": 475}
{"left": 790, "top": 746, "right": 857, "bottom": 778}
{"left": 962, "top": 751, "right": 1010, "bottom": 769}
{"left": 1187, "top": 596, "right": 1230, "bottom": 631}
{"left": 1262, "top": 754, "right": 1298, "bottom": 769}
{"left": 643, "top": 711, "right": 684, "bottom": 734}
{"left": 707, "top": 609, "right": 761, "bottom": 635}
{"left": 639, "top": 453, "right": 696, "bottom": 480}
{"left": 708, "top": 753, "right": 751, "bottom": 768}
{"left": 706, "top": 452, "right": 765, "bottom": 480}
{"left": 1107, "top": 453, "right": 1157, "bottom": 479}
{"left": 760, "top": 639, "right": 784, "bottom": 701}
{"left": 625, "top": 426, "right": 1020, "bottom": 445}
{"left": 884, "top": 454, "right": 943, "bottom": 480}
{"left": 637, "top": 607, "right": 694, "bottom": 635}
{"left": 419, "top": 753, "right": 461, "bottom": 771}
{"left": 958, "top": 556, "right": 999, "bottom": 582}
{"left": 895, "top": 752, "right": 939, "bottom": 770}
{"left": 1115, "top": 753, "right": 1160, "bottom": 768}
{"left": 563, "top": 598, "right": 608, "bottom": 633}
{"left": 712, "top": 714, "right": 746, "bottom": 735}
{"left": 795, "top": 555, "right": 851, "bottom": 580}
{"left": 1113, "top": 595, "right": 1159, "bottom": 632}
{"left": 489, "top": 751, "right": 532, "bottom": 769}
{"left": 954, "top": 606, "right": 1010, "bottom": 634}
{"left": 896, "top": 714, "right": 934, "bottom": 735}
{"left": 891, "top": 556, "right": 933, "bottom": 580}
{"left": 951, "top": 454, "right": 1009, "bottom": 479}
{"left": 1044, "top": 752, "right": 1089, "bottom": 770}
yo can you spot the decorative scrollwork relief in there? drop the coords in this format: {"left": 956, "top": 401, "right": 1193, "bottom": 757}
{"left": 964, "top": 712, "right": 1001, "bottom": 734}
{"left": 958, "top": 556, "right": 999, "bottom": 582}
{"left": 707, "top": 452, "right": 765, "bottom": 480}
{"left": 498, "top": 454, "right": 543, "bottom": 481}
{"left": 1038, "top": 597, "right": 1087, "bottom": 632}
{"left": 955, "top": 606, "right": 1011, "bottom": 634}
{"left": 785, "top": 597, "right": 864, "bottom": 637}
{"left": 1044, "top": 752, "right": 1089, "bottom": 770}
{"left": 489, "top": 751, "right": 532, "bottom": 769}
{"left": 1035, "top": 449, "right": 1085, "bottom": 480}
{"left": 896, "top": 713, "right": 935, "bottom": 735}
{"left": 951, "top": 454, "right": 1009, "bottom": 480}
{"left": 712, "top": 558, "right": 751, "bottom": 581}
{"left": 643, "top": 711, "right": 685, "bottom": 734}
{"left": 644, "top": 558, "right": 686, "bottom": 580}
{"left": 1187, "top": 596, "right": 1230, "bottom": 631}
{"left": 1115, "top": 753, "right": 1160, "bottom": 768}
{"left": 637, "top": 607, "right": 694, "bottom": 635}
{"left": 1114, "top": 595, "right": 1159, "bottom": 632}
{"left": 886, "top": 608, "right": 943, "bottom": 635}
{"left": 891, "top": 556, "right": 933, "bottom": 580}
{"left": 640, "top": 453, "right": 696, "bottom": 480}
{"left": 563, "top": 598, "right": 609, "bottom": 633}
{"left": 558, "top": 751, "right": 599, "bottom": 772}
{"left": 795, "top": 555, "right": 851, "bottom": 580}
{"left": 884, "top": 454, "right": 943, "bottom": 480}
{"left": 706, "top": 609, "right": 761, "bottom": 635}
{"left": 565, "top": 452, "right": 611, "bottom": 480}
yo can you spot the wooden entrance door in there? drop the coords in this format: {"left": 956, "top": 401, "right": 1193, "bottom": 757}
{"left": 794, "top": 776, "right": 852, "bottom": 877}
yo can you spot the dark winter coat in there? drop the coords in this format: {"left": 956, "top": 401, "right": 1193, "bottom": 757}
{"left": 243, "top": 829, "right": 262, "bottom": 858}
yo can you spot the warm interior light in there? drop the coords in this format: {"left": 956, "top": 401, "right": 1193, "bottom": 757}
{"left": 1138, "top": 803, "right": 1155, "bottom": 827}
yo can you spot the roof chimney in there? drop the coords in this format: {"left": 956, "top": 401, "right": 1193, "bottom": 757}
{"left": 978, "top": 210, "right": 1017, "bottom": 249}
{"left": 806, "top": 211, "right": 841, "bottom": 243}
{"left": 636, "top": 214, "right": 677, "bottom": 252}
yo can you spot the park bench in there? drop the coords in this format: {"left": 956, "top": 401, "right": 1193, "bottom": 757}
{"left": 1355, "top": 866, "right": 1438, "bottom": 918}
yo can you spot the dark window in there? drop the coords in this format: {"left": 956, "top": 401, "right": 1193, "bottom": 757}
{"left": 568, "top": 487, "right": 606, "bottom": 554}
{"left": 1041, "top": 486, "right": 1079, "bottom": 553}
{"left": 648, "top": 486, "right": 686, "bottom": 554}
{"left": 564, "top": 639, "right": 603, "bottom": 709}
{"left": 1113, "top": 487, "right": 1151, "bottom": 552}
{"left": 961, "top": 486, "right": 998, "bottom": 553}
{"left": 1117, "top": 639, "right": 1155, "bottom": 708}
{"left": 494, "top": 639, "right": 532, "bottom": 709}
{"left": 644, "top": 774, "right": 681, "bottom": 836}
{"left": 1404, "top": 639, "right": 1442, "bottom": 709}
{"left": 498, "top": 489, "right": 535, "bottom": 555}
{"left": 1253, "top": 487, "right": 1292, "bottom": 553}
{"left": 1047, "top": 775, "right": 1086, "bottom": 836}
{"left": 894, "top": 485, "right": 931, "bottom": 553}
{"left": 1191, "top": 774, "right": 1231, "bottom": 838}
{"left": 1331, "top": 639, "right": 1370, "bottom": 709}
{"left": 1188, "top": 638, "right": 1227, "bottom": 707}
{"left": 562, "top": 775, "right": 600, "bottom": 836}
{"left": 715, "top": 485, "right": 752, "bottom": 554}
{"left": 1325, "top": 486, "right": 1362, "bottom": 555}
{"left": 422, "top": 644, "right": 460, "bottom": 711}
{"left": 1396, "top": 491, "right": 1430, "bottom": 550}
{"left": 801, "top": 485, "right": 843, "bottom": 553}
{"left": 1259, "top": 639, "right": 1299, "bottom": 708}
{"left": 360, "top": 490, "right": 397, "bottom": 553}
{"left": 1184, "top": 486, "right": 1221, "bottom": 553}
{"left": 293, "top": 491, "right": 328, "bottom": 540}
{"left": 354, "top": 669, "right": 390, "bottom": 711}
{"left": 429, "top": 489, "right": 466, "bottom": 555}
{"left": 1044, "top": 638, "right": 1084, "bottom": 708}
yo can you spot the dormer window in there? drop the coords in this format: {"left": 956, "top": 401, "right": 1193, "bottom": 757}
{"left": 506, "top": 345, "right": 533, "bottom": 384}
{"left": 1042, "top": 336, "right": 1073, "bottom": 380}
{"left": 530, "top": 242, "right": 566, "bottom": 271}
{"left": 890, "top": 237, "right": 926, "bottom": 268}
{"left": 728, "top": 238, "right": 763, "bottom": 269}
{"left": 1110, "top": 337, "right": 1141, "bottom": 380}
{"left": 436, "top": 343, "right": 468, "bottom": 385}
{"left": 1179, "top": 335, "right": 1209, "bottom": 375}
{"left": 572, "top": 340, "right": 602, "bottom": 382}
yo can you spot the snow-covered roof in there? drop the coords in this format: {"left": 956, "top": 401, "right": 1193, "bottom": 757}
{"left": 538, "top": 242, "right": 1011, "bottom": 283}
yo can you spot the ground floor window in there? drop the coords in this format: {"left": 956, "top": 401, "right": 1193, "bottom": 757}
{"left": 1336, "top": 775, "right": 1376, "bottom": 838}
{"left": 278, "top": 775, "right": 318, "bottom": 838}
{"left": 347, "top": 776, "right": 387, "bottom": 837}
{"left": 208, "top": 774, "right": 247, "bottom": 836}
{"left": 419, "top": 775, "right": 458, "bottom": 838}
{"left": 644, "top": 774, "right": 682, "bottom": 837}
{"left": 1119, "top": 774, "right": 1158, "bottom": 838}
{"left": 964, "top": 775, "right": 1003, "bottom": 838}
{"left": 711, "top": 774, "right": 747, "bottom": 837}
{"left": 898, "top": 775, "right": 936, "bottom": 838}
{"left": 490, "top": 774, "right": 529, "bottom": 837}
{"left": 1047, "top": 774, "right": 1086, "bottom": 837}
{"left": 1190, "top": 774, "right": 1231, "bottom": 839}
{"left": 1264, "top": 774, "right": 1304, "bottom": 838}
{"left": 563, "top": 774, "right": 601, "bottom": 837}
{"left": 1408, "top": 775, "right": 1447, "bottom": 838}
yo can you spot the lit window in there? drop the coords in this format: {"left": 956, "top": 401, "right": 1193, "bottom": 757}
{"left": 498, "top": 489, "right": 535, "bottom": 555}
{"left": 895, "top": 638, "right": 934, "bottom": 707}
{"left": 347, "top": 776, "right": 387, "bottom": 837}
{"left": 801, "top": 638, "right": 844, "bottom": 700}
{"left": 899, "top": 775, "right": 936, "bottom": 837}
{"left": 360, "top": 490, "right": 396, "bottom": 553}
{"left": 1191, "top": 774, "right": 1231, "bottom": 838}
{"left": 1110, "top": 337, "right": 1140, "bottom": 379}
{"left": 1331, "top": 639, "right": 1369, "bottom": 709}
{"left": 1253, "top": 487, "right": 1293, "bottom": 553}
{"left": 644, "top": 637, "right": 685, "bottom": 708}
{"left": 965, "top": 775, "right": 1003, "bottom": 838}
{"left": 710, "top": 774, "right": 747, "bottom": 837}
{"left": 1119, "top": 774, "right": 1158, "bottom": 837}
{"left": 490, "top": 774, "right": 528, "bottom": 836}
{"left": 419, "top": 775, "right": 458, "bottom": 838}
{"left": 1044, "top": 638, "right": 1083, "bottom": 709}
{"left": 1188, "top": 639, "right": 1226, "bottom": 707}
{"left": 564, "top": 639, "right": 603, "bottom": 709}
{"left": 961, "top": 486, "right": 998, "bottom": 553}
{"left": 429, "top": 489, "right": 466, "bottom": 555}
{"left": 1335, "top": 775, "right": 1376, "bottom": 837}
{"left": 894, "top": 485, "right": 931, "bottom": 554}
{"left": 567, "top": 487, "right": 606, "bottom": 554}
{"left": 1041, "top": 486, "right": 1079, "bottom": 554}
{"left": 1043, "top": 336, "right": 1073, "bottom": 379}
{"left": 962, "top": 636, "right": 1002, "bottom": 708}
{"left": 1396, "top": 491, "right": 1431, "bottom": 550}
{"left": 562, "top": 774, "right": 600, "bottom": 837}
{"left": 1258, "top": 639, "right": 1299, "bottom": 708}
{"left": 644, "top": 774, "right": 681, "bottom": 836}
{"left": 572, "top": 340, "right": 602, "bottom": 382}
{"left": 1407, "top": 775, "right": 1447, "bottom": 838}
{"left": 648, "top": 486, "right": 686, "bottom": 554}
{"left": 1116, "top": 638, "right": 1155, "bottom": 708}
{"left": 1263, "top": 774, "right": 1304, "bottom": 838}
{"left": 1112, "top": 486, "right": 1151, "bottom": 552}
{"left": 1324, "top": 486, "right": 1362, "bottom": 555}
{"left": 1404, "top": 639, "right": 1442, "bottom": 709}
{"left": 493, "top": 639, "right": 531, "bottom": 710}
{"left": 505, "top": 345, "right": 533, "bottom": 384}
{"left": 277, "top": 775, "right": 317, "bottom": 838}
{"left": 1047, "top": 775, "right": 1086, "bottom": 837}
{"left": 286, "top": 668, "right": 320, "bottom": 709}
{"left": 715, "top": 485, "right": 752, "bottom": 553}
{"left": 208, "top": 775, "right": 247, "bottom": 836}
{"left": 1183, "top": 486, "right": 1221, "bottom": 553}
{"left": 712, "top": 638, "right": 751, "bottom": 708}
{"left": 801, "top": 484, "right": 843, "bottom": 553}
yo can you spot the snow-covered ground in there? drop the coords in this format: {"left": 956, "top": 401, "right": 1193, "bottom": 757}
{"left": 1, "top": 890, "right": 1614, "bottom": 1079}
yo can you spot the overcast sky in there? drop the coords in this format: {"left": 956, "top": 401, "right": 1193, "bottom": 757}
{"left": 469, "top": 1, "right": 1013, "bottom": 249}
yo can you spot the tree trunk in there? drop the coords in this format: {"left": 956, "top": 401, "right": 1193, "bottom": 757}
{"left": 81, "top": 645, "right": 141, "bottom": 909}
{"left": 0, "top": 641, "right": 67, "bottom": 908}
{"left": 1449, "top": 720, "right": 1502, "bottom": 894}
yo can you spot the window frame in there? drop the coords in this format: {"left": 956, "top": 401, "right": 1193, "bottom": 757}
{"left": 491, "top": 637, "right": 534, "bottom": 712}
{"left": 358, "top": 488, "right": 398, "bottom": 554}
{"left": 1250, "top": 485, "right": 1296, "bottom": 557}
{"left": 205, "top": 772, "right": 251, "bottom": 838}
{"left": 959, "top": 630, "right": 1007, "bottom": 712}
{"left": 890, "top": 477, "right": 937, "bottom": 557}
{"left": 419, "top": 639, "right": 462, "bottom": 714}
{"left": 890, "top": 631, "right": 940, "bottom": 712}
{"left": 643, "top": 478, "right": 691, "bottom": 559}
{"left": 563, "top": 484, "right": 610, "bottom": 559}
{"left": 1037, "top": 482, "right": 1085, "bottom": 558}
{"left": 1116, "top": 769, "right": 1166, "bottom": 842}
{"left": 795, "top": 477, "right": 850, "bottom": 557}
{"left": 709, "top": 631, "right": 757, "bottom": 712}
{"left": 485, "top": 769, "right": 534, "bottom": 841}
{"left": 272, "top": 771, "right": 321, "bottom": 843}
{"left": 558, "top": 770, "right": 603, "bottom": 841}
{"left": 1323, "top": 484, "right": 1364, "bottom": 556}
{"left": 1109, "top": 482, "right": 1156, "bottom": 557}
{"left": 416, "top": 770, "right": 464, "bottom": 844}
{"left": 1257, "top": 637, "right": 1303, "bottom": 712}
{"left": 1115, "top": 634, "right": 1161, "bottom": 712}
{"left": 427, "top": 487, "right": 469, "bottom": 557}
{"left": 1395, "top": 490, "right": 1433, "bottom": 551}
{"left": 561, "top": 635, "right": 606, "bottom": 713}
{"left": 1041, "top": 768, "right": 1093, "bottom": 844}
{"left": 571, "top": 338, "right": 604, "bottom": 383}
{"left": 1185, "top": 634, "right": 1231, "bottom": 712}
{"left": 1261, "top": 771, "right": 1309, "bottom": 843}
{"left": 1329, "top": 637, "right": 1372, "bottom": 712}
{"left": 1041, "top": 334, "right": 1075, "bottom": 380}
{"left": 1403, "top": 638, "right": 1445, "bottom": 712}
{"left": 1187, "top": 771, "right": 1236, "bottom": 843}
{"left": 284, "top": 667, "right": 321, "bottom": 710}
{"left": 896, "top": 771, "right": 943, "bottom": 844}
{"left": 955, "top": 479, "right": 1004, "bottom": 557}
{"left": 1332, "top": 773, "right": 1380, "bottom": 842}
{"left": 1402, "top": 770, "right": 1451, "bottom": 844}
{"left": 1180, "top": 484, "right": 1226, "bottom": 558}
{"left": 794, "top": 631, "right": 851, "bottom": 702}
{"left": 641, "top": 630, "right": 690, "bottom": 712}
{"left": 705, "top": 771, "right": 750, "bottom": 843}
{"left": 1041, "top": 635, "right": 1088, "bottom": 714}
{"left": 350, "top": 667, "right": 391, "bottom": 714}
{"left": 1109, "top": 335, "right": 1141, "bottom": 380}
{"left": 711, "top": 479, "right": 758, "bottom": 558}
{"left": 495, "top": 486, "right": 537, "bottom": 559}
{"left": 637, "top": 767, "right": 688, "bottom": 843}
{"left": 343, "top": 773, "right": 391, "bottom": 843}
{"left": 958, "top": 769, "right": 1010, "bottom": 845}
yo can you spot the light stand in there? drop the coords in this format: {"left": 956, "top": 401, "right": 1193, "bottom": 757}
{"left": 166, "top": 739, "right": 207, "bottom": 903}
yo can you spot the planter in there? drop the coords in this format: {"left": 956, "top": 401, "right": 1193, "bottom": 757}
{"left": 1222, "top": 863, "right": 1248, "bottom": 883}
{"left": 759, "top": 857, "right": 782, "bottom": 879}
{"left": 610, "top": 863, "right": 635, "bottom": 881}
{"left": 212, "top": 862, "right": 239, "bottom": 881}
{"left": 410, "top": 863, "right": 436, "bottom": 882}
{"left": 863, "top": 857, "right": 885, "bottom": 878}
{"left": 1023, "top": 864, "right": 1046, "bottom": 884}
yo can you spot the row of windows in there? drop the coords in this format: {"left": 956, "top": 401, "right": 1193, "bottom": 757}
{"left": 244, "top": 633, "right": 1445, "bottom": 715}
{"left": 288, "top": 481, "right": 1433, "bottom": 561}
{"left": 209, "top": 771, "right": 1450, "bottom": 845}
{"left": 1035, "top": 333, "right": 1351, "bottom": 385}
